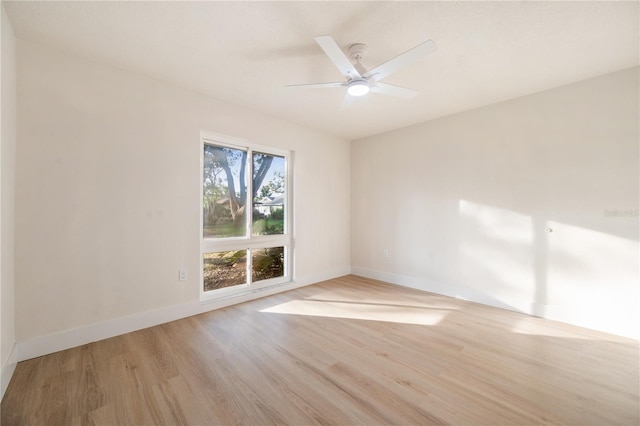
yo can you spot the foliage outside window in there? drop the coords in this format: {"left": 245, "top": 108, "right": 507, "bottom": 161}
{"left": 200, "top": 133, "right": 290, "bottom": 300}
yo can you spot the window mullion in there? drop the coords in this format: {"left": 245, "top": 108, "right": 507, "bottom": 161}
{"left": 247, "top": 248, "right": 253, "bottom": 287}
{"left": 246, "top": 148, "right": 253, "bottom": 239}
{"left": 246, "top": 149, "right": 253, "bottom": 286}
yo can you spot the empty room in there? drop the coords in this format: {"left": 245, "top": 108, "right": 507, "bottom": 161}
{"left": 1, "top": 1, "right": 638, "bottom": 425}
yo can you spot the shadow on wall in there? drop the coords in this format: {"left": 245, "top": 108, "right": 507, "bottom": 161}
{"left": 457, "top": 199, "right": 639, "bottom": 337}
{"left": 349, "top": 67, "right": 639, "bottom": 339}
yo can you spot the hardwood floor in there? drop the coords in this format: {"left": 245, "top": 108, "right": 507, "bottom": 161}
{"left": 2, "top": 275, "right": 638, "bottom": 425}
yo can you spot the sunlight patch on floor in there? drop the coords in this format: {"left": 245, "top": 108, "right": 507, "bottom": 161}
{"left": 508, "top": 317, "right": 631, "bottom": 342}
{"left": 260, "top": 299, "right": 448, "bottom": 325}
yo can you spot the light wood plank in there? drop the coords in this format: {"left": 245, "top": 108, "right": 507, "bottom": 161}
{"left": 2, "top": 275, "right": 638, "bottom": 425}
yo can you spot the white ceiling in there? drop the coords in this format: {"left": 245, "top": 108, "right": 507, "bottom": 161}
{"left": 4, "top": 1, "right": 639, "bottom": 140}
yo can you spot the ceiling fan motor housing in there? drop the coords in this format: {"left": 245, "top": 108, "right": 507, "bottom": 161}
{"left": 348, "top": 43, "right": 368, "bottom": 62}
{"left": 348, "top": 44, "right": 368, "bottom": 77}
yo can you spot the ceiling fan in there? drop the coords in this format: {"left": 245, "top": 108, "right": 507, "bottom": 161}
{"left": 287, "top": 35, "right": 437, "bottom": 108}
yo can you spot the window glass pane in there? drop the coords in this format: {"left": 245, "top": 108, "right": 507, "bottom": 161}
{"left": 252, "top": 247, "right": 285, "bottom": 282}
{"left": 203, "top": 145, "right": 248, "bottom": 238}
{"left": 203, "top": 250, "right": 247, "bottom": 291}
{"left": 252, "top": 153, "right": 285, "bottom": 236}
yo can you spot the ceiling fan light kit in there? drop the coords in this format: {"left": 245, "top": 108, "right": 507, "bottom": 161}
{"left": 347, "top": 80, "right": 370, "bottom": 96}
{"left": 286, "top": 35, "right": 437, "bottom": 107}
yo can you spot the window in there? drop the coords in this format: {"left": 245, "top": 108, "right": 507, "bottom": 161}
{"left": 200, "top": 132, "right": 291, "bottom": 301}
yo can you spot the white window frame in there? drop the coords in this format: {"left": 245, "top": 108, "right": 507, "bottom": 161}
{"left": 200, "top": 131, "right": 292, "bottom": 302}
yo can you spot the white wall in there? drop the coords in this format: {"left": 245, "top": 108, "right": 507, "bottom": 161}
{"left": 1, "top": 2, "right": 18, "bottom": 397}
{"left": 10, "top": 34, "right": 638, "bottom": 364}
{"left": 352, "top": 67, "right": 639, "bottom": 338}
{"left": 15, "top": 40, "right": 350, "bottom": 352}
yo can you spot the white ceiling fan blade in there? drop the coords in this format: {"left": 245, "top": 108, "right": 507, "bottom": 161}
{"left": 315, "top": 35, "right": 362, "bottom": 79}
{"left": 363, "top": 39, "right": 436, "bottom": 82}
{"left": 286, "top": 82, "right": 346, "bottom": 89}
{"left": 339, "top": 92, "right": 355, "bottom": 111}
{"left": 371, "top": 82, "right": 418, "bottom": 99}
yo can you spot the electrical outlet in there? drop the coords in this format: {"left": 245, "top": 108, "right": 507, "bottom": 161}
{"left": 179, "top": 269, "right": 188, "bottom": 281}
{"left": 383, "top": 249, "right": 390, "bottom": 258}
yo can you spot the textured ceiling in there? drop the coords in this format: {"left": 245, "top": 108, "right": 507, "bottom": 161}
{"left": 4, "top": 1, "right": 639, "bottom": 140}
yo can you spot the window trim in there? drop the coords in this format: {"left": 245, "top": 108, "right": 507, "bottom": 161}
{"left": 199, "top": 131, "right": 292, "bottom": 302}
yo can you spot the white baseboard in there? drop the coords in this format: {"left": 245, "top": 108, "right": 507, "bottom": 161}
{"left": 1, "top": 343, "right": 17, "bottom": 401}
{"left": 352, "top": 267, "right": 640, "bottom": 340}
{"left": 351, "top": 266, "right": 457, "bottom": 298}
{"left": 540, "top": 302, "right": 639, "bottom": 339}
{"left": 17, "top": 267, "right": 351, "bottom": 362}
{"left": 296, "top": 266, "right": 352, "bottom": 287}
{"left": 353, "top": 266, "right": 537, "bottom": 315}
{"left": 18, "top": 264, "right": 634, "bottom": 364}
